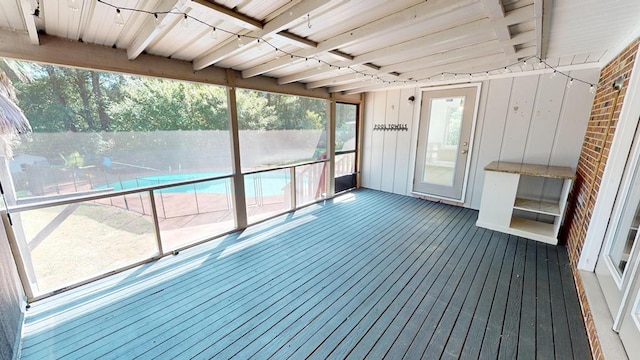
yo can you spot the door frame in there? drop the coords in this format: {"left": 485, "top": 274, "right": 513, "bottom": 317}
{"left": 408, "top": 82, "right": 481, "bottom": 203}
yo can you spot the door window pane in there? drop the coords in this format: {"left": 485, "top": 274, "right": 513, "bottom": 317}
{"left": 423, "top": 96, "right": 465, "bottom": 186}
{"left": 609, "top": 202, "right": 640, "bottom": 276}
{"left": 336, "top": 103, "right": 357, "bottom": 152}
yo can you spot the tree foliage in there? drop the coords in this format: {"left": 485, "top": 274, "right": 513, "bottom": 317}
{"left": 7, "top": 60, "right": 328, "bottom": 133}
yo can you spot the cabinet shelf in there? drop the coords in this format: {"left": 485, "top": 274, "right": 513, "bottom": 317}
{"left": 513, "top": 198, "right": 561, "bottom": 216}
{"left": 510, "top": 217, "right": 555, "bottom": 238}
{"left": 476, "top": 161, "right": 575, "bottom": 245}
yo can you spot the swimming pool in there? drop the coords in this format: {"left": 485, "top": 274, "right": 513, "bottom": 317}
{"left": 101, "top": 172, "right": 291, "bottom": 197}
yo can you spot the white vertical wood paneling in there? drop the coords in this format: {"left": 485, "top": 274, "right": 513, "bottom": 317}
{"left": 394, "top": 88, "right": 418, "bottom": 195}
{"left": 551, "top": 69, "right": 600, "bottom": 166}
{"left": 361, "top": 68, "right": 601, "bottom": 209}
{"left": 519, "top": 74, "right": 569, "bottom": 201}
{"left": 499, "top": 76, "right": 539, "bottom": 163}
{"left": 367, "top": 91, "right": 387, "bottom": 189}
{"left": 468, "top": 78, "right": 513, "bottom": 208}
{"left": 381, "top": 90, "right": 400, "bottom": 192}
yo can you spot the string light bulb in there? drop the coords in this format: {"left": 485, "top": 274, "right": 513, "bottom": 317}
{"left": 114, "top": 8, "right": 124, "bottom": 26}
{"left": 210, "top": 27, "right": 217, "bottom": 40}
{"left": 567, "top": 78, "right": 574, "bottom": 88}
{"left": 182, "top": 13, "right": 189, "bottom": 28}
{"left": 256, "top": 39, "right": 263, "bottom": 51}
{"left": 67, "top": 0, "right": 79, "bottom": 11}
{"left": 95, "top": 1, "right": 602, "bottom": 94}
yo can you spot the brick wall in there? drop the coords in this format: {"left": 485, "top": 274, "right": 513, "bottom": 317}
{"left": 562, "top": 39, "right": 640, "bottom": 359}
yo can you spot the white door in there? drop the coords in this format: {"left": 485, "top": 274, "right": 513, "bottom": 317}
{"left": 413, "top": 85, "right": 479, "bottom": 201}
{"left": 596, "top": 124, "right": 640, "bottom": 353}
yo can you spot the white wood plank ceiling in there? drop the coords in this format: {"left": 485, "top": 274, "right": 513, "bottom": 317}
{"left": 1, "top": 0, "right": 640, "bottom": 94}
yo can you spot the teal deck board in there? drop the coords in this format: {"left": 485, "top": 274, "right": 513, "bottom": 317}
{"left": 326, "top": 213, "right": 483, "bottom": 359}
{"left": 187, "top": 199, "right": 450, "bottom": 359}
{"left": 548, "top": 246, "right": 574, "bottom": 360}
{"left": 559, "top": 247, "right": 593, "bottom": 360}
{"left": 105, "top": 192, "right": 416, "bottom": 359}
{"left": 401, "top": 225, "right": 485, "bottom": 359}
{"left": 518, "top": 240, "right": 538, "bottom": 360}
{"left": 437, "top": 230, "right": 499, "bottom": 358}
{"left": 425, "top": 228, "right": 493, "bottom": 357}
{"left": 382, "top": 210, "right": 479, "bottom": 359}
{"left": 19, "top": 189, "right": 592, "bottom": 360}
{"left": 498, "top": 236, "right": 527, "bottom": 360}
{"left": 479, "top": 232, "right": 518, "bottom": 359}
{"left": 459, "top": 230, "right": 510, "bottom": 359}
{"left": 26, "top": 191, "right": 404, "bottom": 359}
{"left": 536, "top": 243, "right": 555, "bottom": 360}
{"left": 236, "top": 203, "right": 456, "bottom": 359}
{"left": 270, "top": 207, "right": 474, "bottom": 359}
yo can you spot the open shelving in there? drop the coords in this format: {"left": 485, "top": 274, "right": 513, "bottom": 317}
{"left": 475, "top": 161, "right": 575, "bottom": 245}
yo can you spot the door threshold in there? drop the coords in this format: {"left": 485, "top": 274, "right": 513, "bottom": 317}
{"left": 411, "top": 191, "right": 464, "bottom": 207}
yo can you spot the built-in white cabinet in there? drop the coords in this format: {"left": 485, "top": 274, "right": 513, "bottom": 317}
{"left": 476, "top": 161, "right": 575, "bottom": 245}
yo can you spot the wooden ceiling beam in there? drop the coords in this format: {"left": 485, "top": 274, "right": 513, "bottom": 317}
{"left": 191, "top": 0, "right": 262, "bottom": 31}
{"left": 127, "top": 1, "right": 185, "bottom": 60}
{"left": 341, "top": 61, "right": 600, "bottom": 95}
{"left": 193, "top": 0, "right": 331, "bottom": 70}
{"left": 275, "top": 6, "right": 534, "bottom": 85}
{"left": 19, "top": 0, "right": 39, "bottom": 45}
{"left": 241, "top": 0, "right": 477, "bottom": 78}
{"left": 481, "top": 0, "right": 518, "bottom": 62}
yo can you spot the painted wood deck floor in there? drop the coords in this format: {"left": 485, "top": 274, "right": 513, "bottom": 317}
{"left": 20, "top": 189, "right": 591, "bottom": 359}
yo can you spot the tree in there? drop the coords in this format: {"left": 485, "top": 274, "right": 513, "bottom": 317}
{"left": 107, "top": 77, "right": 229, "bottom": 131}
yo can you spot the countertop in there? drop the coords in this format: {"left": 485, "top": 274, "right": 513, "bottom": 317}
{"left": 484, "top": 161, "right": 575, "bottom": 180}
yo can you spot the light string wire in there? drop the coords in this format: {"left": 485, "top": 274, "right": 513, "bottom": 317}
{"left": 96, "top": 0, "right": 598, "bottom": 92}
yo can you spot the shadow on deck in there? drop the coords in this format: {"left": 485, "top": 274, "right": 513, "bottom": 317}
{"left": 19, "top": 189, "right": 590, "bottom": 359}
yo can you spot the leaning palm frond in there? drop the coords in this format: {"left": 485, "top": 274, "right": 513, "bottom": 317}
{"left": 0, "top": 92, "right": 32, "bottom": 134}
{"left": 0, "top": 62, "right": 33, "bottom": 157}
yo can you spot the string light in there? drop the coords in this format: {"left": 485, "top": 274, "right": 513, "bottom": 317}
{"left": 67, "top": 0, "right": 79, "bottom": 11}
{"left": 97, "top": 0, "right": 598, "bottom": 93}
{"left": 114, "top": 8, "right": 124, "bottom": 26}
{"left": 567, "top": 78, "right": 574, "bottom": 88}
{"left": 182, "top": 13, "right": 189, "bottom": 29}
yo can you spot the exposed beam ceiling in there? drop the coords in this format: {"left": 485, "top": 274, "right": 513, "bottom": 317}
{"left": 1, "top": 0, "right": 637, "bottom": 94}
